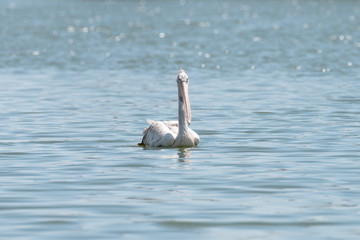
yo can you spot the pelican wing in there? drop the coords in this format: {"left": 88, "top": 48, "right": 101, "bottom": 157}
{"left": 140, "top": 120, "right": 178, "bottom": 147}
{"left": 162, "top": 121, "right": 179, "bottom": 135}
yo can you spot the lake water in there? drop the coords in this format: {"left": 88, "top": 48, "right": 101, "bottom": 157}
{"left": 1, "top": 0, "right": 360, "bottom": 239}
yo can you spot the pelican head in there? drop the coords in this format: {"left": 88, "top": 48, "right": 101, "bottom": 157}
{"left": 176, "top": 69, "right": 191, "bottom": 125}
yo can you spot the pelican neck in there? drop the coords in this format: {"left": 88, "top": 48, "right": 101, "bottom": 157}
{"left": 177, "top": 87, "right": 188, "bottom": 134}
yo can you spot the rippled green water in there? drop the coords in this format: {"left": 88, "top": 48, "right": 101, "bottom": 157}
{"left": 1, "top": 0, "right": 360, "bottom": 239}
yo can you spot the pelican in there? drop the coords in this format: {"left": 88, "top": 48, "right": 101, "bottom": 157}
{"left": 139, "top": 69, "right": 200, "bottom": 147}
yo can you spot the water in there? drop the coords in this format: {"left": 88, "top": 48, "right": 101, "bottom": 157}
{"left": 1, "top": 0, "right": 360, "bottom": 239}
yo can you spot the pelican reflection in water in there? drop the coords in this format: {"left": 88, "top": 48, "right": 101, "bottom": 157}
{"left": 139, "top": 69, "right": 200, "bottom": 147}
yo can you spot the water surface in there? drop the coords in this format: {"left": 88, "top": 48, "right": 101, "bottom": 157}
{"left": 1, "top": 0, "right": 360, "bottom": 239}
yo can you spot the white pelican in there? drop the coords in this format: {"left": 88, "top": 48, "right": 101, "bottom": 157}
{"left": 139, "top": 69, "right": 200, "bottom": 147}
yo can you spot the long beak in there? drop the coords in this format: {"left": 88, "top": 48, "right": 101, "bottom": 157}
{"left": 180, "top": 81, "right": 191, "bottom": 125}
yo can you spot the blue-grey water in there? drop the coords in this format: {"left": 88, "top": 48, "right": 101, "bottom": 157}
{"left": 1, "top": 0, "right": 360, "bottom": 239}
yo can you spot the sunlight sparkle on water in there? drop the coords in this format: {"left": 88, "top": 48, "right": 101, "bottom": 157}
{"left": 31, "top": 50, "right": 40, "bottom": 56}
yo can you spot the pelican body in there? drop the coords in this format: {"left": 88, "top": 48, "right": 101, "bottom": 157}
{"left": 139, "top": 69, "right": 200, "bottom": 147}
